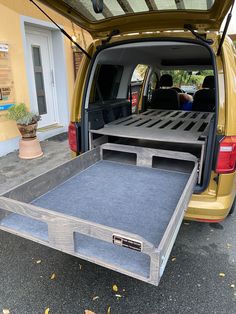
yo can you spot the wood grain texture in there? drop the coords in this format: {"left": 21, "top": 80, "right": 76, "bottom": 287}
{"left": 101, "top": 143, "right": 198, "bottom": 168}
{"left": 0, "top": 195, "right": 158, "bottom": 283}
{"left": 2, "top": 147, "right": 101, "bottom": 203}
{"left": 90, "top": 109, "right": 214, "bottom": 145}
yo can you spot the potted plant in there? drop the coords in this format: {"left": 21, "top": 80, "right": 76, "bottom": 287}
{"left": 7, "top": 103, "right": 43, "bottom": 159}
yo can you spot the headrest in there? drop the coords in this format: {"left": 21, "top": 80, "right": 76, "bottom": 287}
{"left": 160, "top": 74, "right": 173, "bottom": 87}
{"left": 202, "top": 76, "right": 215, "bottom": 89}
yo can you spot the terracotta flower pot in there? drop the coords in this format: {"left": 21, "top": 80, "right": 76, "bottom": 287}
{"left": 17, "top": 122, "right": 43, "bottom": 159}
{"left": 19, "top": 138, "right": 43, "bottom": 159}
{"left": 17, "top": 122, "right": 38, "bottom": 139}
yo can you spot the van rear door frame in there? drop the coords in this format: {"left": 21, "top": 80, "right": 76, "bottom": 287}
{"left": 81, "top": 37, "right": 219, "bottom": 193}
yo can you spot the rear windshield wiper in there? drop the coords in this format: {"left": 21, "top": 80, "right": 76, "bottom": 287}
{"left": 29, "top": 0, "right": 91, "bottom": 59}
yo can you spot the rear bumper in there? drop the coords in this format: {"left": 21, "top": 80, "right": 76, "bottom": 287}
{"left": 185, "top": 172, "right": 236, "bottom": 222}
{"left": 185, "top": 193, "right": 235, "bottom": 221}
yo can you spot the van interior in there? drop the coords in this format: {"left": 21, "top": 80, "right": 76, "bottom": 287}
{"left": 86, "top": 40, "right": 216, "bottom": 192}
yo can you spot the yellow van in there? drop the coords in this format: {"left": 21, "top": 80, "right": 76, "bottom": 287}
{"left": 0, "top": 0, "right": 235, "bottom": 286}
{"left": 46, "top": 0, "right": 236, "bottom": 223}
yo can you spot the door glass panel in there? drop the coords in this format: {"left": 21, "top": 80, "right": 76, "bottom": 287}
{"left": 148, "top": 72, "right": 158, "bottom": 102}
{"left": 32, "top": 46, "right": 47, "bottom": 115}
{"left": 35, "top": 72, "right": 44, "bottom": 91}
{"left": 91, "top": 64, "right": 124, "bottom": 102}
{"left": 32, "top": 46, "right": 41, "bottom": 67}
{"left": 37, "top": 96, "right": 47, "bottom": 115}
{"left": 130, "top": 64, "right": 148, "bottom": 113}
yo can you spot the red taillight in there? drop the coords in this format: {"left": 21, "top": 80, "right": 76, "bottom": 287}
{"left": 216, "top": 136, "right": 236, "bottom": 174}
{"left": 68, "top": 122, "right": 78, "bottom": 152}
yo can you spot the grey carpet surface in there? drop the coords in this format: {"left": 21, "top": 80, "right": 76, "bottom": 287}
{"left": 31, "top": 160, "right": 190, "bottom": 244}
{"left": 74, "top": 233, "right": 151, "bottom": 277}
{"left": 1, "top": 160, "right": 190, "bottom": 278}
{"left": 1, "top": 215, "right": 48, "bottom": 241}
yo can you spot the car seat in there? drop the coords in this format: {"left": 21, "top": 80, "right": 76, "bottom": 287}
{"left": 192, "top": 76, "right": 215, "bottom": 112}
{"left": 150, "top": 74, "right": 180, "bottom": 110}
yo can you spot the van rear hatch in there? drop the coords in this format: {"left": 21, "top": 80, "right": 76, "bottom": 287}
{"left": 0, "top": 143, "right": 197, "bottom": 285}
{"left": 37, "top": 0, "right": 233, "bottom": 38}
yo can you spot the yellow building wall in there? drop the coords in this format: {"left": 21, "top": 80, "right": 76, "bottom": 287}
{"left": 0, "top": 0, "right": 92, "bottom": 142}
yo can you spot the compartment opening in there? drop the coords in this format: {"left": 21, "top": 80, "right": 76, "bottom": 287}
{"left": 74, "top": 232, "right": 151, "bottom": 278}
{"left": 103, "top": 149, "right": 137, "bottom": 165}
{"left": 152, "top": 156, "right": 195, "bottom": 174}
{"left": 0, "top": 212, "right": 48, "bottom": 242}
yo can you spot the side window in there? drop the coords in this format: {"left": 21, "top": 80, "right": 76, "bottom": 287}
{"left": 147, "top": 72, "right": 158, "bottom": 102}
{"left": 160, "top": 70, "right": 213, "bottom": 93}
{"left": 93, "top": 65, "right": 123, "bottom": 102}
{"left": 131, "top": 64, "right": 147, "bottom": 82}
{"left": 130, "top": 64, "right": 148, "bottom": 113}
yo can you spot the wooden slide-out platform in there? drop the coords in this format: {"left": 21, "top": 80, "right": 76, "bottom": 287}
{"left": 0, "top": 143, "right": 198, "bottom": 285}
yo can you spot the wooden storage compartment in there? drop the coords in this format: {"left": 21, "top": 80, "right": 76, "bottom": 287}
{"left": 0, "top": 144, "right": 198, "bottom": 285}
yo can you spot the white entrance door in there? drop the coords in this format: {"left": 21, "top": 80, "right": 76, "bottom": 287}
{"left": 25, "top": 26, "right": 58, "bottom": 128}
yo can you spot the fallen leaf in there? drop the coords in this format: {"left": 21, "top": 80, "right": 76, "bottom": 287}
{"left": 44, "top": 308, "right": 50, "bottom": 314}
{"left": 3, "top": 309, "right": 10, "bottom": 314}
{"left": 230, "top": 284, "right": 235, "bottom": 288}
{"left": 92, "top": 296, "right": 99, "bottom": 301}
{"left": 107, "top": 306, "right": 111, "bottom": 314}
{"left": 50, "top": 273, "right": 56, "bottom": 280}
{"left": 115, "top": 294, "right": 122, "bottom": 298}
{"left": 36, "top": 260, "right": 42, "bottom": 264}
{"left": 227, "top": 243, "right": 232, "bottom": 248}
{"left": 84, "top": 310, "right": 95, "bottom": 314}
{"left": 219, "top": 272, "right": 225, "bottom": 277}
{"left": 112, "top": 284, "right": 118, "bottom": 292}
{"left": 171, "top": 257, "right": 176, "bottom": 262}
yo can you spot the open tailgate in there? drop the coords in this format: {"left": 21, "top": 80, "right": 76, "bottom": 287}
{"left": 0, "top": 143, "right": 198, "bottom": 285}
{"left": 36, "top": 0, "right": 233, "bottom": 38}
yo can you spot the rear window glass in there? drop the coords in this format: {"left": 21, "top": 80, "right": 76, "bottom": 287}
{"left": 131, "top": 64, "right": 148, "bottom": 82}
{"left": 160, "top": 70, "right": 214, "bottom": 92}
{"left": 92, "top": 65, "right": 123, "bottom": 102}
{"left": 61, "top": 0, "right": 215, "bottom": 22}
